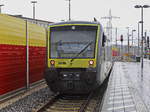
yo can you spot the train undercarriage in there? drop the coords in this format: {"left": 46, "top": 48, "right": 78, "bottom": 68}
{"left": 45, "top": 68, "right": 99, "bottom": 94}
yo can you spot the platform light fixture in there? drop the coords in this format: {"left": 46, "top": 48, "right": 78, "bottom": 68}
{"left": 134, "top": 5, "right": 150, "bottom": 70}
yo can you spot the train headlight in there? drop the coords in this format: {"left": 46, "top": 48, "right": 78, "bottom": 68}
{"left": 50, "top": 60, "right": 55, "bottom": 65}
{"left": 89, "top": 60, "right": 94, "bottom": 65}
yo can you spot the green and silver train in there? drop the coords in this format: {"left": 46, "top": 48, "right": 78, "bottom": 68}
{"left": 45, "top": 21, "right": 112, "bottom": 94}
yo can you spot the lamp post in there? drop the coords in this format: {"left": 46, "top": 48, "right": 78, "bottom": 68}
{"left": 66, "top": 0, "right": 71, "bottom": 20}
{"left": 115, "top": 27, "right": 118, "bottom": 47}
{"left": 126, "top": 27, "right": 130, "bottom": 55}
{"left": 132, "top": 29, "right": 136, "bottom": 55}
{"left": 147, "top": 36, "right": 150, "bottom": 59}
{"left": 120, "top": 35, "right": 123, "bottom": 59}
{"left": 135, "top": 5, "right": 150, "bottom": 69}
{"left": 0, "top": 4, "right": 4, "bottom": 13}
{"left": 31, "top": 1, "right": 37, "bottom": 19}
{"left": 138, "top": 21, "right": 142, "bottom": 55}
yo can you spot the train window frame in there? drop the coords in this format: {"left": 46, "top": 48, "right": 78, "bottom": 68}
{"left": 49, "top": 25, "right": 98, "bottom": 59}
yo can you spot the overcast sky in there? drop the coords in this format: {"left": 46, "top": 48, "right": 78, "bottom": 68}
{"left": 1, "top": 0, "right": 150, "bottom": 44}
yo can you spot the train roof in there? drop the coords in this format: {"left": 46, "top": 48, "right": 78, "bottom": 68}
{"left": 49, "top": 21, "right": 101, "bottom": 26}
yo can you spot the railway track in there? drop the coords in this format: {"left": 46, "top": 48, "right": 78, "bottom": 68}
{"left": 35, "top": 93, "right": 92, "bottom": 112}
{"left": 34, "top": 79, "right": 108, "bottom": 112}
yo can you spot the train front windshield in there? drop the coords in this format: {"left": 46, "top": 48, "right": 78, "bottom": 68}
{"left": 50, "top": 25, "right": 97, "bottom": 59}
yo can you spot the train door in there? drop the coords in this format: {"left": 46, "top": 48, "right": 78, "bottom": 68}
{"left": 100, "top": 33, "right": 107, "bottom": 83}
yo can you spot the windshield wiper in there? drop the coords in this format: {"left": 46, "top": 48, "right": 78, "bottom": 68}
{"left": 70, "top": 41, "right": 93, "bottom": 62}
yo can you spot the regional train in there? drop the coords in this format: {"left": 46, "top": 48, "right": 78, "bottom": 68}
{"left": 45, "top": 21, "right": 112, "bottom": 94}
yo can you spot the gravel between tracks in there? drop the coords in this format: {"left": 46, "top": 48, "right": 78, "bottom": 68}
{"left": 0, "top": 86, "right": 52, "bottom": 112}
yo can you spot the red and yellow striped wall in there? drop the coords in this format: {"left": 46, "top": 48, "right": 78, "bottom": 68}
{"left": 28, "top": 23, "right": 46, "bottom": 83}
{"left": 0, "top": 14, "right": 46, "bottom": 95}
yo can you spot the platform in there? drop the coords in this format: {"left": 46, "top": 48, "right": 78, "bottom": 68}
{"left": 101, "top": 60, "right": 150, "bottom": 112}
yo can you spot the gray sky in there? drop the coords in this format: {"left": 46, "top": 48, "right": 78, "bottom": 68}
{"left": 1, "top": 0, "right": 150, "bottom": 44}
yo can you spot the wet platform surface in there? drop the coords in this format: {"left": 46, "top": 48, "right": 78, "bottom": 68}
{"left": 101, "top": 60, "right": 150, "bottom": 112}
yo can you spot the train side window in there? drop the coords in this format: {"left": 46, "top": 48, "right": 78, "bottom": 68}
{"left": 102, "top": 33, "right": 106, "bottom": 47}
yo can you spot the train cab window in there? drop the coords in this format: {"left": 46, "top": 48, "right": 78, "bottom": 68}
{"left": 102, "top": 33, "right": 106, "bottom": 47}
{"left": 50, "top": 25, "right": 97, "bottom": 59}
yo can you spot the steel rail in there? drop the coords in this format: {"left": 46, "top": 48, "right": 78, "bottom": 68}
{"left": 36, "top": 93, "right": 60, "bottom": 112}
{"left": 78, "top": 92, "right": 94, "bottom": 112}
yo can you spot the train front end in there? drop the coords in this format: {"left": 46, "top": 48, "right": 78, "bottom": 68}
{"left": 45, "top": 21, "right": 100, "bottom": 94}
